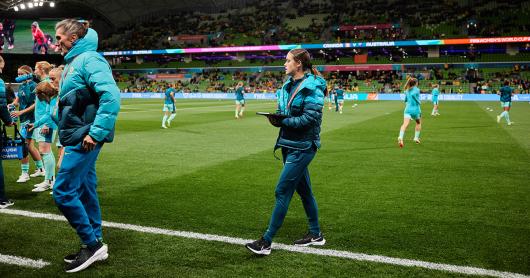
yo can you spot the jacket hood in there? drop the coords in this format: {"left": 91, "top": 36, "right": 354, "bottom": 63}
{"left": 64, "top": 28, "right": 99, "bottom": 63}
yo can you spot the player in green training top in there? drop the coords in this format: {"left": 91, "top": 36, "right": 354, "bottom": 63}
{"left": 397, "top": 78, "right": 422, "bottom": 148}
{"left": 496, "top": 80, "right": 514, "bottom": 126}
{"left": 162, "top": 84, "right": 177, "bottom": 129}
{"left": 431, "top": 84, "right": 440, "bottom": 116}
{"left": 234, "top": 81, "right": 246, "bottom": 119}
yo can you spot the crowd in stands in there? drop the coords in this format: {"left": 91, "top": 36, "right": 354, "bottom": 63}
{"left": 114, "top": 66, "right": 530, "bottom": 94}
{"left": 99, "top": 0, "right": 530, "bottom": 51}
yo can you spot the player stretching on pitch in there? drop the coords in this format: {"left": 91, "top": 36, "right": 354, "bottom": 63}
{"left": 397, "top": 77, "right": 421, "bottom": 148}
{"left": 234, "top": 81, "right": 246, "bottom": 119}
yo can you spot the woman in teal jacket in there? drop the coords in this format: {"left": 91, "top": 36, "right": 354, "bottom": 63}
{"left": 53, "top": 19, "right": 120, "bottom": 273}
{"left": 246, "top": 49, "right": 326, "bottom": 255}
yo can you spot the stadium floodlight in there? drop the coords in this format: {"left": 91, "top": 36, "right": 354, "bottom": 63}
{"left": 28, "top": 2, "right": 34, "bottom": 8}
{"left": 50, "top": 1, "right": 55, "bottom": 7}
{"left": 20, "top": 3, "right": 26, "bottom": 9}
{"left": 14, "top": 6, "right": 19, "bottom": 11}
{"left": 39, "top": 1, "right": 44, "bottom": 6}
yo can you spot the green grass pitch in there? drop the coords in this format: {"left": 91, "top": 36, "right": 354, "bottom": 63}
{"left": 1, "top": 99, "right": 529, "bottom": 277}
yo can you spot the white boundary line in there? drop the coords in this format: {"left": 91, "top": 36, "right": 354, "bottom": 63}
{"left": 0, "top": 254, "right": 50, "bottom": 269}
{"left": 1, "top": 209, "right": 528, "bottom": 278}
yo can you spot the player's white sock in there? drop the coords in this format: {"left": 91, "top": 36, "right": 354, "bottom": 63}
{"left": 168, "top": 113, "right": 176, "bottom": 123}
{"left": 505, "top": 112, "right": 511, "bottom": 123}
{"left": 239, "top": 107, "right": 245, "bottom": 116}
{"left": 162, "top": 115, "right": 168, "bottom": 126}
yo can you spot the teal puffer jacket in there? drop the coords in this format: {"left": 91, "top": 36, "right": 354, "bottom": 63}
{"left": 58, "top": 28, "right": 120, "bottom": 146}
{"left": 275, "top": 73, "right": 326, "bottom": 150}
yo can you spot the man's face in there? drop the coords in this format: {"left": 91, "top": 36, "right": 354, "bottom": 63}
{"left": 55, "top": 28, "right": 77, "bottom": 56}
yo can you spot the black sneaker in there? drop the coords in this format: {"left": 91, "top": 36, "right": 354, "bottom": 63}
{"left": 245, "top": 237, "right": 271, "bottom": 255}
{"left": 64, "top": 248, "right": 109, "bottom": 263}
{"left": 294, "top": 233, "right": 326, "bottom": 247}
{"left": 64, "top": 241, "right": 108, "bottom": 273}
{"left": 0, "top": 200, "right": 14, "bottom": 209}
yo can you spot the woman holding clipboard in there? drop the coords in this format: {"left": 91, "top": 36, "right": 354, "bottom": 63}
{"left": 247, "top": 49, "right": 327, "bottom": 255}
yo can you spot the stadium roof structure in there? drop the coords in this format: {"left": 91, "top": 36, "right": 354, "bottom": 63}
{"left": 2, "top": 0, "right": 260, "bottom": 28}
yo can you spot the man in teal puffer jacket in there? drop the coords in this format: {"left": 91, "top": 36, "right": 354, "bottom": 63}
{"left": 53, "top": 19, "right": 120, "bottom": 273}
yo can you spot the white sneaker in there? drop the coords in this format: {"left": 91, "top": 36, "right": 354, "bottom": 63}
{"left": 508, "top": 122, "right": 513, "bottom": 126}
{"left": 32, "top": 180, "right": 53, "bottom": 192}
{"left": 162, "top": 125, "right": 167, "bottom": 129}
{"left": 30, "top": 168, "right": 45, "bottom": 178}
{"left": 8, "top": 45, "right": 14, "bottom": 50}
{"left": 0, "top": 200, "right": 14, "bottom": 209}
{"left": 496, "top": 115, "right": 501, "bottom": 123}
{"left": 414, "top": 138, "right": 421, "bottom": 144}
{"left": 17, "top": 173, "right": 30, "bottom": 183}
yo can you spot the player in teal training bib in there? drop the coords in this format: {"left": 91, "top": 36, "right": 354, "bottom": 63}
{"left": 397, "top": 77, "right": 422, "bottom": 147}
{"left": 496, "top": 81, "right": 514, "bottom": 126}
{"left": 162, "top": 84, "right": 177, "bottom": 128}
{"left": 9, "top": 65, "right": 44, "bottom": 183}
{"left": 431, "top": 84, "right": 440, "bottom": 116}
{"left": 234, "top": 81, "right": 246, "bottom": 119}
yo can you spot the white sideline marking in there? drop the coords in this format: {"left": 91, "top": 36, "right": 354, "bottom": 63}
{"left": 0, "top": 254, "right": 50, "bottom": 269}
{"left": 1, "top": 209, "right": 528, "bottom": 278}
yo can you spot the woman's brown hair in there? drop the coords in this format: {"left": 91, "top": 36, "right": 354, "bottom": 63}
{"left": 35, "top": 81, "right": 58, "bottom": 103}
{"left": 288, "top": 49, "right": 322, "bottom": 77}
{"left": 404, "top": 77, "right": 418, "bottom": 91}
{"left": 18, "top": 65, "right": 33, "bottom": 74}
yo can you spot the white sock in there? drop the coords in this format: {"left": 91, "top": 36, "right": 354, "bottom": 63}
{"left": 162, "top": 115, "right": 168, "bottom": 126}
{"left": 168, "top": 113, "right": 176, "bottom": 122}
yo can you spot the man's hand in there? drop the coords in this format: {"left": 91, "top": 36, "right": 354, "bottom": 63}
{"left": 82, "top": 135, "right": 97, "bottom": 151}
{"left": 27, "top": 123, "right": 34, "bottom": 131}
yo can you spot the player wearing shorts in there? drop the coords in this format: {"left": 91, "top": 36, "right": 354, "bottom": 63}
{"left": 398, "top": 78, "right": 421, "bottom": 148}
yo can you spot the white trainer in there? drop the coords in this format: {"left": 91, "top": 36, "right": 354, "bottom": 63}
{"left": 16, "top": 173, "right": 30, "bottom": 183}
{"left": 32, "top": 180, "right": 53, "bottom": 192}
{"left": 30, "top": 168, "right": 46, "bottom": 178}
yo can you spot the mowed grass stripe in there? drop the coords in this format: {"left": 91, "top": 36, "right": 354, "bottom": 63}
{"left": 1, "top": 209, "right": 528, "bottom": 278}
